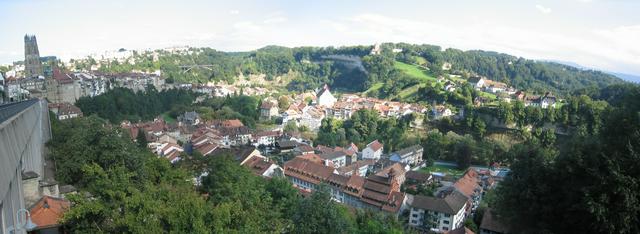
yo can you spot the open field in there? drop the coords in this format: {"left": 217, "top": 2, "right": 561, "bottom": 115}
{"left": 394, "top": 61, "right": 437, "bottom": 82}
{"left": 419, "top": 164, "right": 466, "bottom": 177}
{"left": 162, "top": 113, "right": 176, "bottom": 124}
{"left": 362, "top": 82, "right": 384, "bottom": 96}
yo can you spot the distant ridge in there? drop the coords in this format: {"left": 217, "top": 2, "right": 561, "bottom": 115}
{"left": 543, "top": 59, "right": 640, "bottom": 83}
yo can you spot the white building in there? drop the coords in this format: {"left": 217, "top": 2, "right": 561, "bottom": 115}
{"left": 389, "top": 145, "right": 424, "bottom": 166}
{"left": 362, "top": 140, "right": 383, "bottom": 161}
{"left": 299, "top": 106, "right": 325, "bottom": 131}
{"left": 316, "top": 84, "right": 337, "bottom": 107}
{"left": 319, "top": 151, "right": 348, "bottom": 168}
{"left": 432, "top": 106, "right": 453, "bottom": 119}
{"left": 408, "top": 191, "right": 468, "bottom": 232}
{"left": 468, "top": 77, "right": 485, "bottom": 89}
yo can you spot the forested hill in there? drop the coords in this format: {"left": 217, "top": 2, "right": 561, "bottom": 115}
{"left": 73, "top": 43, "right": 624, "bottom": 96}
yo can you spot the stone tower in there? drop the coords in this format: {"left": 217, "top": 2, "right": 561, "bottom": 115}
{"left": 24, "top": 34, "right": 43, "bottom": 78}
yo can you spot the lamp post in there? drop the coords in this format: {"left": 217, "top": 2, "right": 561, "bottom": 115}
{"left": 15, "top": 208, "right": 37, "bottom": 233}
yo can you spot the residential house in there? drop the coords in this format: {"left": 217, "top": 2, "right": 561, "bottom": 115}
{"left": 252, "top": 130, "right": 280, "bottom": 147}
{"left": 484, "top": 80, "right": 508, "bottom": 94}
{"left": 316, "top": 84, "right": 337, "bottom": 107}
{"left": 540, "top": 92, "right": 557, "bottom": 109}
{"left": 178, "top": 111, "right": 200, "bottom": 126}
{"left": 360, "top": 168, "right": 406, "bottom": 213}
{"left": 282, "top": 108, "right": 301, "bottom": 124}
{"left": 276, "top": 140, "right": 298, "bottom": 153}
{"left": 48, "top": 103, "right": 83, "bottom": 120}
{"left": 319, "top": 151, "right": 348, "bottom": 168}
{"left": 432, "top": 105, "right": 453, "bottom": 119}
{"left": 28, "top": 196, "right": 71, "bottom": 234}
{"left": 334, "top": 146, "right": 358, "bottom": 165}
{"left": 242, "top": 154, "right": 282, "bottom": 178}
{"left": 295, "top": 143, "right": 315, "bottom": 155}
{"left": 260, "top": 101, "right": 279, "bottom": 119}
{"left": 299, "top": 106, "right": 325, "bottom": 131}
{"left": 209, "top": 146, "right": 262, "bottom": 165}
{"left": 389, "top": 144, "right": 424, "bottom": 165}
{"left": 480, "top": 209, "right": 510, "bottom": 234}
{"left": 219, "top": 126, "right": 252, "bottom": 146}
{"left": 375, "top": 163, "right": 408, "bottom": 185}
{"left": 405, "top": 171, "right": 433, "bottom": 186}
{"left": 337, "top": 159, "right": 376, "bottom": 176}
{"left": 468, "top": 76, "right": 485, "bottom": 89}
{"left": 453, "top": 169, "right": 483, "bottom": 211}
{"left": 362, "top": 140, "right": 384, "bottom": 161}
{"left": 284, "top": 157, "right": 404, "bottom": 213}
{"left": 408, "top": 191, "right": 468, "bottom": 232}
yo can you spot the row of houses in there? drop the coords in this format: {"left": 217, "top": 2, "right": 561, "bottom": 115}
{"left": 260, "top": 85, "right": 429, "bottom": 131}
{"left": 407, "top": 168, "right": 495, "bottom": 233}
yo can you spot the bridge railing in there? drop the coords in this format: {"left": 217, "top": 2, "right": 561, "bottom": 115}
{"left": 0, "top": 99, "right": 40, "bottom": 124}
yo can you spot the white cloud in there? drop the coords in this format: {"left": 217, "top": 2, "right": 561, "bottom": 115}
{"left": 536, "top": 4, "right": 552, "bottom": 14}
{"left": 229, "top": 10, "right": 240, "bottom": 15}
{"left": 263, "top": 17, "right": 287, "bottom": 24}
{"left": 318, "top": 13, "right": 640, "bottom": 75}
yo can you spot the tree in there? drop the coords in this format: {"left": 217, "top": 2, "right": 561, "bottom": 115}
{"left": 136, "top": 128, "right": 147, "bottom": 148}
{"left": 472, "top": 117, "right": 487, "bottom": 139}
{"left": 293, "top": 185, "right": 356, "bottom": 233}
{"left": 497, "top": 102, "right": 514, "bottom": 124}
{"left": 278, "top": 95, "right": 290, "bottom": 110}
{"left": 284, "top": 121, "right": 298, "bottom": 133}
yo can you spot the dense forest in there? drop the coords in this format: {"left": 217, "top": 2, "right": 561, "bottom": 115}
{"left": 75, "top": 86, "right": 266, "bottom": 128}
{"left": 47, "top": 115, "right": 408, "bottom": 233}
{"left": 490, "top": 84, "right": 640, "bottom": 233}
{"left": 75, "top": 86, "right": 197, "bottom": 123}
{"left": 72, "top": 43, "right": 623, "bottom": 97}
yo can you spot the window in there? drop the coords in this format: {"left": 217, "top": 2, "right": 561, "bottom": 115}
{"left": 444, "top": 214, "right": 451, "bottom": 217}
{"left": 412, "top": 214, "right": 418, "bottom": 218}
{"left": 443, "top": 220, "right": 450, "bottom": 224}
{"left": 443, "top": 227, "right": 449, "bottom": 231}
{"left": 411, "top": 220, "right": 417, "bottom": 224}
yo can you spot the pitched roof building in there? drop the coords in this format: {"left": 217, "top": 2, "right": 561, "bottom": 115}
{"left": 28, "top": 196, "right": 70, "bottom": 232}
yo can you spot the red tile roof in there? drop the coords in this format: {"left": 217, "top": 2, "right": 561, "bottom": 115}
{"left": 29, "top": 196, "right": 70, "bottom": 230}
{"left": 367, "top": 140, "right": 383, "bottom": 151}
{"left": 454, "top": 169, "right": 481, "bottom": 199}
{"left": 243, "top": 156, "right": 276, "bottom": 176}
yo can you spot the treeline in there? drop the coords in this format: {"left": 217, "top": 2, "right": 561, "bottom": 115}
{"left": 169, "top": 95, "right": 261, "bottom": 128}
{"left": 75, "top": 86, "right": 197, "bottom": 123}
{"left": 487, "top": 95, "right": 608, "bottom": 135}
{"left": 73, "top": 43, "right": 623, "bottom": 97}
{"left": 315, "top": 109, "right": 417, "bottom": 153}
{"left": 391, "top": 43, "right": 624, "bottom": 95}
{"left": 491, "top": 84, "right": 640, "bottom": 233}
{"left": 48, "top": 115, "right": 408, "bottom": 233}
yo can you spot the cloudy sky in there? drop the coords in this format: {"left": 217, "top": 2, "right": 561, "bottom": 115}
{"left": 1, "top": 0, "right": 639, "bottom": 75}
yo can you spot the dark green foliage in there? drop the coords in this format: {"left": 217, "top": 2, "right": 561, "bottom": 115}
{"left": 316, "top": 109, "right": 411, "bottom": 152}
{"left": 136, "top": 128, "right": 147, "bottom": 148}
{"left": 292, "top": 185, "right": 356, "bottom": 234}
{"left": 393, "top": 44, "right": 624, "bottom": 95}
{"left": 75, "top": 86, "right": 197, "bottom": 123}
{"left": 493, "top": 84, "right": 640, "bottom": 234}
{"left": 50, "top": 101, "right": 417, "bottom": 234}
{"left": 48, "top": 116, "right": 210, "bottom": 233}
{"left": 199, "top": 95, "right": 260, "bottom": 127}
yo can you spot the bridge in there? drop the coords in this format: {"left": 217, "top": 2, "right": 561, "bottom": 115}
{"left": 0, "top": 99, "right": 52, "bottom": 233}
{"left": 179, "top": 64, "right": 215, "bottom": 73}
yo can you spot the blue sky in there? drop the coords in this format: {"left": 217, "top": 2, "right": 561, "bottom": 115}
{"left": 1, "top": 0, "right": 639, "bottom": 75}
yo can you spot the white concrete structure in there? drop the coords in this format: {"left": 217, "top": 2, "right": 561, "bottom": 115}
{"left": 362, "top": 140, "right": 383, "bottom": 161}
{"left": 408, "top": 191, "right": 468, "bottom": 232}
{"left": 1, "top": 99, "right": 51, "bottom": 234}
{"left": 316, "top": 84, "right": 337, "bottom": 107}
